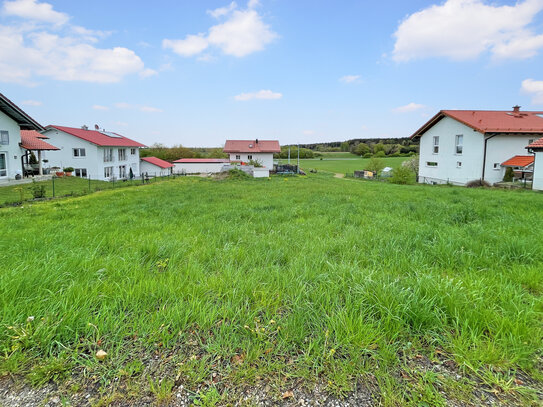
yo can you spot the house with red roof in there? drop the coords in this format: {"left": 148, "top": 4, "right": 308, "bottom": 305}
{"left": 140, "top": 156, "right": 174, "bottom": 177}
{"left": 526, "top": 138, "right": 543, "bottom": 191}
{"left": 411, "top": 106, "right": 543, "bottom": 186}
{"left": 42, "top": 125, "right": 146, "bottom": 180}
{"left": 223, "top": 139, "right": 280, "bottom": 169}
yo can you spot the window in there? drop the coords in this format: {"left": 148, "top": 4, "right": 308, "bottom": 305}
{"left": 457, "top": 161, "right": 462, "bottom": 168}
{"left": 528, "top": 139, "right": 534, "bottom": 145}
{"left": 0, "top": 152, "right": 7, "bottom": 177}
{"left": 130, "top": 148, "right": 136, "bottom": 155}
{"left": 73, "top": 148, "right": 86, "bottom": 157}
{"left": 104, "top": 166, "right": 113, "bottom": 178}
{"left": 235, "top": 155, "right": 241, "bottom": 160}
{"left": 103, "top": 148, "right": 113, "bottom": 162}
{"left": 0, "top": 131, "right": 9, "bottom": 145}
{"left": 455, "top": 134, "right": 463, "bottom": 154}
{"left": 432, "top": 136, "right": 439, "bottom": 154}
{"left": 426, "top": 161, "right": 438, "bottom": 167}
{"left": 119, "top": 165, "right": 127, "bottom": 178}
{"left": 118, "top": 149, "right": 126, "bottom": 161}
{"left": 75, "top": 168, "right": 87, "bottom": 177}
{"left": 247, "top": 155, "right": 253, "bottom": 160}
{"left": 493, "top": 163, "right": 501, "bottom": 170}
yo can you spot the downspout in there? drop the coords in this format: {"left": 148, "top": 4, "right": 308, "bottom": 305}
{"left": 481, "top": 133, "right": 497, "bottom": 181}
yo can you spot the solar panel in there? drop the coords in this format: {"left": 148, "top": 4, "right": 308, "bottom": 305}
{"left": 100, "top": 131, "right": 122, "bottom": 138}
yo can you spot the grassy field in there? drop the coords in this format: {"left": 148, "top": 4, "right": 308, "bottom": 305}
{"left": 295, "top": 156, "right": 409, "bottom": 174}
{"left": 1, "top": 174, "right": 542, "bottom": 405}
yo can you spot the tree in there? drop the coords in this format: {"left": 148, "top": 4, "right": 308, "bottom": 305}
{"left": 354, "top": 143, "right": 370, "bottom": 156}
{"left": 367, "top": 157, "right": 385, "bottom": 175}
{"left": 373, "top": 143, "right": 385, "bottom": 154}
{"left": 402, "top": 156, "right": 419, "bottom": 176}
{"left": 340, "top": 141, "right": 350, "bottom": 152}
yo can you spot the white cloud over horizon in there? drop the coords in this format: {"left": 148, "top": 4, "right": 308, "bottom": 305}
{"left": 393, "top": 0, "right": 543, "bottom": 62}
{"left": 21, "top": 99, "right": 42, "bottom": 106}
{"left": 234, "top": 89, "right": 282, "bottom": 101}
{"left": 393, "top": 102, "right": 426, "bottom": 113}
{"left": 163, "top": 0, "right": 277, "bottom": 58}
{"left": 339, "top": 75, "right": 361, "bottom": 83}
{"left": 0, "top": 0, "right": 155, "bottom": 84}
{"left": 521, "top": 78, "right": 543, "bottom": 104}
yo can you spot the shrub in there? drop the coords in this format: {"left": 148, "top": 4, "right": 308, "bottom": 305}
{"left": 366, "top": 157, "right": 385, "bottom": 175}
{"left": 363, "top": 153, "right": 372, "bottom": 158}
{"left": 389, "top": 166, "right": 415, "bottom": 184}
{"left": 248, "top": 159, "right": 263, "bottom": 168}
{"left": 466, "top": 179, "right": 491, "bottom": 188}
{"left": 63, "top": 167, "right": 74, "bottom": 173}
{"left": 503, "top": 167, "right": 514, "bottom": 182}
{"left": 29, "top": 181, "right": 46, "bottom": 199}
{"left": 374, "top": 151, "right": 386, "bottom": 158}
{"left": 402, "top": 156, "right": 419, "bottom": 175}
{"left": 228, "top": 169, "right": 250, "bottom": 179}
{"left": 29, "top": 152, "right": 38, "bottom": 165}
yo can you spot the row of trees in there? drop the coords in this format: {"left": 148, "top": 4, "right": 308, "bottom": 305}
{"left": 299, "top": 138, "right": 419, "bottom": 158}
{"left": 139, "top": 144, "right": 228, "bottom": 161}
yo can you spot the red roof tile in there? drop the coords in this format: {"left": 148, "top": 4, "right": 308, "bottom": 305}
{"left": 47, "top": 125, "right": 146, "bottom": 147}
{"left": 501, "top": 155, "right": 534, "bottom": 168}
{"left": 20, "top": 130, "right": 59, "bottom": 150}
{"left": 223, "top": 140, "right": 280, "bottom": 153}
{"left": 173, "top": 158, "right": 230, "bottom": 163}
{"left": 527, "top": 137, "right": 543, "bottom": 149}
{"left": 141, "top": 156, "right": 174, "bottom": 168}
{"left": 412, "top": 110, "right": 543, "bottom": 138}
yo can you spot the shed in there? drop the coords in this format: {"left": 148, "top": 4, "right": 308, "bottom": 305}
{"left": 140, "top": 156, "right": 174, "bottom": 177}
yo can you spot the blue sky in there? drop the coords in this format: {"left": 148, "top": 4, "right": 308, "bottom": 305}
{"left": 2, "top": 0, "right": 543, "bottom": 146}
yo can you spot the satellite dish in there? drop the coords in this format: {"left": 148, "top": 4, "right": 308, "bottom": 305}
{"left": 95, "top": 124, "right": 100, "bottom": 130}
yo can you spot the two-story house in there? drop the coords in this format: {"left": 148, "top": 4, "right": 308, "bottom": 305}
{"left": 223, "top": 139, "right": 280, "bottom": 169}
{"left": 42, "top": 125, "right": 146, "bottom": 181}
{"left": 411, "top": 107, "right": 543, "bottom": 186}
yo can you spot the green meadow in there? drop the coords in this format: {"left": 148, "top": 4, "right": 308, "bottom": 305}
{"left": 1, "top": 174, "right": 542, "bottom": 405}
{"left": 296, "top": 156, "right": 409, "bottom": 174}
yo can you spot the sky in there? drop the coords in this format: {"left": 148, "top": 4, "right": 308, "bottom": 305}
{"left": 2, "top": 0, "right": 543, "bottom": 147}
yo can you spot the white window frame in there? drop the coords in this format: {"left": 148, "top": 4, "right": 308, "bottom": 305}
{"left": 104, "top": 166, "right": 113, "bottom": 178}
{"left": 235, "top": 155, "right": 241, "bottom": 160}
{"left": 493, "top": 163, "right": 501, "bottom": 170}
{"left": 432, "top": 136, "right": 439, "bottom": 154}
{"left": 456, "top": 161, "right": 462, "bottom": 168}
{"left": 131, "top": 148, "right": 136, "bottom": 155}
{"left": 0, "top": 131, "right": 9, "bottom": 145}
{"left": 103, "top": 148, "right": 113, "bottom": 163}
{"left": 119, "top": 165, "right": 126, "bottom": 178}
{"left": 426, "top": 161, "right": 438, "bottom": 167}
{"left": 455, "top": 134, "right": 463, "bottom": 155}
{"left": 0, "top": 152, "right": 7, "bottom": 177}
{"left": 118, "top": 148, "right": 126, "bottom": 161}
{"left": 247, "top": 155, "right": 253, "bottom": 160}
{"left": 75, "top": 168, "right": 87, "bottom": 177}
{"left": 73, "top": 148, "right": 86, "bottom": 158}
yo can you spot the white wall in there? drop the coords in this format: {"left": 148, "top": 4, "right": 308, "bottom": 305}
{"left": 43, "top": 128, "right": 141, "bottom": 180}
{"left": 418, "top": 117, "right": 484, "bottom": 185}
{"left": 140, "top": 161, "right": 172, "bottom": 177}
{"left": 229, "top": 152, "right": 274, "bottom": 168}
{"left": 484, "top": 135, "right": 538, "bottom": 184}
{"left": 173, "top": 162, "right": 226, "bottom": 174}
{"left": 0, "top": 110, "right": 24, "bottom": 179}
{"left": 533, "top": 151, "right": 543, "bottom": 191}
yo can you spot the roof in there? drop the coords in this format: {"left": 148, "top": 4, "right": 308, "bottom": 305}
{"left": 47, "top": 125, "right": 146, "bottom": 147}
{"left": 223, "top": 139, "right": 281, "bottom": 153}
{"left": 173, "top": 158, "right": 230, "bottom": 163}
{"left": 141, "top": 156, "right": 174, "bottom": 168}
{"left": 0, "top": 93, "right": 44, "bottom": 131}
{"left": 411, "top": 110, "right": 543, "bottom": 139}
{"left": 501, "top": 155, "right": 534, "bottom": 168}
{"left": 20, "top": 130, "right": 59, "bottom": 151}
{"left": 527, "top": 137, "right": 543, "bottom": 150}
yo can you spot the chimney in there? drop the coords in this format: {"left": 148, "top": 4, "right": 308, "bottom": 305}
{"left": 513, "top": 105, "right": 521, "bottom": 114}
{"left": 81, "top": 125, "right": 88, "bottom": 130}
{"left": 255, "top": 139, "right": 259, "bottom": 144}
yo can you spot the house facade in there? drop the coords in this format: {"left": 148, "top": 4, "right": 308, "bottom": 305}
{"left": 42, "top": 125, "right": 146, "bottom": 181}
{"left": 412, "top": 108, "right": 543, "bottom": 185}
{"left": 140, "top": 156, "right": 174, "bottom": 177}
{"left": 223, "top": 139, "right": 280, "bottom": 169}
{"left": 527, "top": 138, "right": 543, "bottom": 191}
{"left": 0, "top": 93, "right": 45, "bottom": 181}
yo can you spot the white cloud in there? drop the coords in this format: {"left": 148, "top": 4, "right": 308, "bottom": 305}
{"left": 339, "top": 75, "right": 361, "bottom": 83}
{"left": 21, "top": 99, "right": 41, "bottom": 106}
{"left": 0, "top": 1, "right": 152, "bottom": 84}
{"left": 140, "top": 106, "right": 162, "bottom": 113}
{"left": 113, "top": 102, "right": 162, "bottom": 112}
{"left": 302, "top": 130, "right": 315, "bottom": 135}
{"left": 164, "top": 1, "right": 277, "bottom": 58}
{"left": 234, "top": 89, "right": 282, "bottom": 101}
{"left": 393, "top": 102, "right": 426, "bottom": 113}
{"left": 393, "top": 0, "right": 543, "bottom": 62}
{"left": 139, "top": 68, "right": 158, "bottom": 78}
{"left": 92, "top": 105, "right": 109, "bottom": 110}
{"left": 3, "top": 0, "right": 69, "bottom": 25}
{"left": 521, "top": 78, "right": 543, "bottom": 104}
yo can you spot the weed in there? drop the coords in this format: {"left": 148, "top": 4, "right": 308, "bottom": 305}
{"left": 149, "top": 377, "right": 175, "bottom": 405}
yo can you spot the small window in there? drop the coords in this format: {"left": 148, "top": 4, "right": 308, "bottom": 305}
{"left": 247, "top": 155, "right": 253, "bottom": 160}
{"left": 0, "top": 131, "right": 9, "bottom": 145}
{"left": 75, "top": 168, "right": 87, "bottom": 177}
{"left": 493, "top": 163, "right": 500, "bottom": 170}
{"left": 103, "top": 149, "right": 113, "bottom": 162}
{"left": 455, "top": 134, "right": 463, "bottom": 154}
{"left": 235, "top": 155, "right": 240, "bottom": 160}
{"left": 131, "top": 148, "right": 136, "bottom": 155}
{"left": 119, "top": 165, "right": 126, "bottom": 178}
{"left": 432, "top": 136, "right": 439, "bottom": 154}
{"left": 73, "top": 148, "right": 86, "bottom": 157}
{"left": 457, "top": 161, "right": 462, "bottom": 168}
{"left": 118, "top": 149, "right": 126, "bottom": 161}
{"left": 426, "top": 161, "right": 438, "bottom": 167}
{"left": 104, "top": 166, "right": 113, "bottom": 178}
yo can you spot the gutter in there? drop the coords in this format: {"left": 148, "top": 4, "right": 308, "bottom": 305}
{"left": 481, "top": 133, "right": 497, "bottom": 181}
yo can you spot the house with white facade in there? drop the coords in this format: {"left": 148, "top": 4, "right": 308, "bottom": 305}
{"left": 0, "top": 92, "right": 54, "bottom": 181}
{"left": 140, "top": 156, "right": 173, "bottom": 177}
{"left": 42, "top": 125, "right": 146, "bottom": 181}
{"left": 173, "top": 158, "right": 230, "bottom": 174}
{"left": 527, "top": 138, "right": 543, "bottom": 191}
{"left": 411, "top": 107, "right": 543, "bottom": 186}
{"left": 223, "top": 139, "right": 280, "bottom": 169}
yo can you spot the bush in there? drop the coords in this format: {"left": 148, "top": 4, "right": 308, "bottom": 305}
{"left": 466, "top": 179, "right": 491, "bottom": 188}
{"left": 374, "top": 151, "right": 386, "bottom": 158}
{"left": 29, "top": 181, "right": 46, "bottom": 199}
{"left": 248, "top": 159, "right": 263, "bottom": 168}
{"left": 389, "top": 166, "right": 415, "bottom": 184}
{"left": 227, "top": 169, "right": 250, "bottom": 179}
{"left": 363, "top": 153, "right": 372, "bottom": 158}
{"left": 503, "top": 167, "right": 514, "bottom": 182}
{"left": 366, "top": 157, "right": 385, "bottom": 175}
{"left": 402, "top": 156, "right": 419, "bottom": 175}
{"left": 63, "top": 167, "right": 74, "bottom": 173}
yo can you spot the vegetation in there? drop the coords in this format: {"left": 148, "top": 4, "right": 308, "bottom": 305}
{"left": 140, "top": 143, "right": 228, "bottom": 161}
{"left": 389, "top": 165, "right": 416, "bottom": 184}
{"left": 275, "top": 146, "right": 321, "bottom": 159}
{"left": 504, "top": 167, "right": 514, "bottom": 182}
{"left": 299, "top": 137, "right": 419, "bottom": 157}
{"left": 294, "top": 156, "right": 408, "bottom": 175}
{"left": 1, "top": 174, "right": 542, "bottom": 405}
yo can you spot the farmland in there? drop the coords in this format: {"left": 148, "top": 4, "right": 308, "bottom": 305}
{"left": 295, "top": 155, "right": 409, "bottom": 175}
{"left": 1, "top": 174, "right": 542, "bottom": 406}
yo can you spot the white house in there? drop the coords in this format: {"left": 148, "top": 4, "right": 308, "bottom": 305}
{"left": 173, "top": 158, "right": 230, "bottom": 174}
{"left": 223, "top": 139, "right": 280, "bottom": 169}
{"left": 527, "top": 138, "right": 543, "bottom": 191}
{"left": 140, "top": 156, "right": 173, "bottom": 177}
{"left": 42, "top": 125, "right": 146, "bottom": 181}
{"left": 0, "top": 92, "right": 48, "bottom": 181}
{"left": 411, "top": 107, "right": 543, "bottom": 186}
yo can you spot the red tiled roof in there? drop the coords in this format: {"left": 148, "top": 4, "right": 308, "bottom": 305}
{"left": 173, "top": 158, "right": 230, "bottom": 163}
{"left": 501, "top": 155, "right": 534, "bottom": 168}
{"left": 47, "top": 125, "right": 146, "bottom": 147}
{"left": 527, "top": 137, "right": 543, "bottom": 149}
{"left": 20, "top": 130, "right": 59, "bottom": 150}
{"left": 141, "top": 156, "right": 174, "bottom": 168}
{"left": 223, "top": 140, "right": 280, "bottom": 153}
{"left": 412, "top": 110, "right": 543, "bottom": 138}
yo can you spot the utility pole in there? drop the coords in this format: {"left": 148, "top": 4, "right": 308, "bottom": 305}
{"left": 288, "top": 146, "right": 291, "bottom": 164}
{"left": 297, "top": 144, "right": 300, "bottom": 174}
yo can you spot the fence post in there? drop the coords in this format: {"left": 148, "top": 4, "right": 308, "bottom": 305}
{"left": 142, "top": 174, "right": 144, "bottom": 184}
{"left": 52, "top": 176, "right": 55, "bottom": 197}
{"left": 88, "top": 175, "right": 91, "bottom": 192}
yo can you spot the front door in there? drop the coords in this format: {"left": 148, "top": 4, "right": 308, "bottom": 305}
{"left": 0, "top": 152, "right": 7, "bottom": 178}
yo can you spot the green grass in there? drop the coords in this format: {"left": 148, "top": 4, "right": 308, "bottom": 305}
{"left": 1, "top": 174, "right": 542, "bottom": 404}
{"left": 294, "top": 156, "right": 409, "bottom": 174}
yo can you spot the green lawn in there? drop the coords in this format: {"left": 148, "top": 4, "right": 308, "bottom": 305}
{"left": 1, "top": 174, "right": 542, "bottom": 405}
{"left": 293, "top": 156, "right": 409, "bottom": 174}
